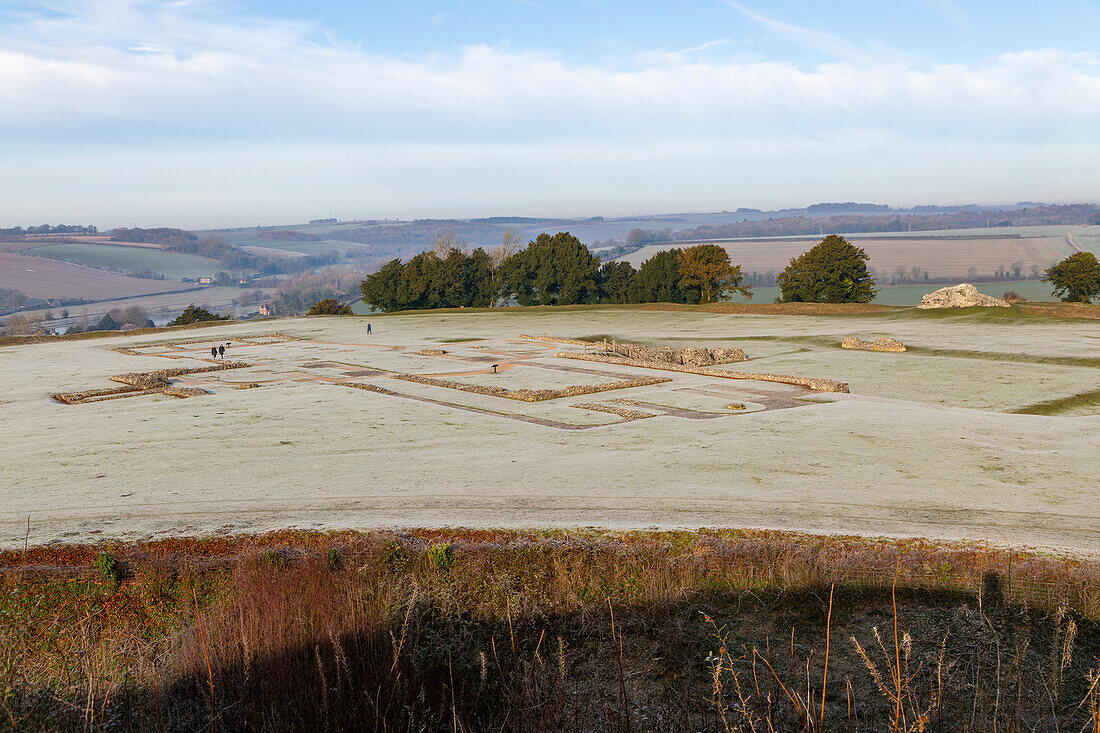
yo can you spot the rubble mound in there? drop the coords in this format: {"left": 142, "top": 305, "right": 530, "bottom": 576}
{"left": 841, "top": 336, "right": 906, "bottom": 352}
{"left": 611, "top": 343, "right": 747, "bottom": 366}
{"left": 414, "top": 348, "right": 448, "bottom": 356}
{"left": 918, "top": 284, "right": 1010, "bottom": 309}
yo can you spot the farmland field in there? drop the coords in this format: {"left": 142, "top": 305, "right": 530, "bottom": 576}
{"left": 2, "top": 306, "right": 1097, "bottom": 552}
{"left": 17, "top": 285, "right": 268, "bottom": 325}
{"left": 621, "top": 233, "right": 1074, "bottom": 280}
{"left": 1069, "top": 226, "right": 1100, "bottom": 255}
{"left": 30, "top": 243, "right": 225, "bottom": 279}
{"left": 0, "top": 251, "right": 193, "bottom": 300}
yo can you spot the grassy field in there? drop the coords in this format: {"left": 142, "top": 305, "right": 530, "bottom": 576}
{"left": 31, "top": 243, "right": 225, "bottom": 280}
{"left": 215, "top": 228, "right": 370, "bottom": 255}
{"left": 3, "top": 529, "right": 1098, "bottom": 731}
{"left": 3, "top": 309, "right": 1098, "bottom": 552}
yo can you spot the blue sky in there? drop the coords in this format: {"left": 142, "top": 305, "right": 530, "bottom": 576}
{"left": 1, "top": 0, "right": 1098, "bottom": 228}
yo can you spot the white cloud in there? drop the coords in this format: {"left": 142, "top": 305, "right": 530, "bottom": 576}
{"left": 0, "top": 2, "right": 1096, "bottom": 141}
{"left": 0, "top": 0, "right": 1097, "bottom": 223}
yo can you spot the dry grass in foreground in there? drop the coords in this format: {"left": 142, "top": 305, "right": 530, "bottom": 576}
{"left": 2, "top": 528, "right": 1099, "bottom": 731}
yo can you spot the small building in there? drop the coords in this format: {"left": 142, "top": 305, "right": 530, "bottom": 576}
{"left": 257, "top": 304, "right": 270, "bottom": 316}
{"left": 198, "top": 277, "right": 214, "bottom": 285}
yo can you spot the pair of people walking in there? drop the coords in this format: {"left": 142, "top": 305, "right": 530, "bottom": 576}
{"left": 210, "top": 344, "right": 226, "bottom": 359}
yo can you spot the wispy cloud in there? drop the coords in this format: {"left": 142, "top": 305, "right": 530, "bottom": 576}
{"left": 721, "top": 1, "right": 864, "bottom": 59}
{"left": 916, "top": 0, "right": 970, "bottom": 32}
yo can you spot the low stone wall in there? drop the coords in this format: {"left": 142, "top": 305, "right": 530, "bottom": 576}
{"left": 570, "top": 402, "right": 656, "bottom": 420}
{"left": 55, "top": 363, "right": 250, "bottom": 404}
{"left": 413, "top": 348, "right": 448, "bottom": 356}
{"left": 517, "top": 334, "right": 592, "bottom": 346}
{"left": 110, "top": 362, "right": 249, "bottom": 388}
{"left": 341, "top": 382, "right": 399, "bottom": 396}
{"left": 555, "top": 351, "right": 849, "bottom": 393}
{"left": 162, "top": 386, "right": 209, "bottom": 398}
{"left": 391, "top": 372, "right": 670, "bottom": 402}
{"left": 841, "top": 336, "right": 906, "bottom": 353}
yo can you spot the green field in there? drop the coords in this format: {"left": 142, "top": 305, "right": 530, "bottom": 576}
{"left": 32, "top": 243, "right": 225, "bottom": 280}
{"left": 725, "top": 280, "right": 1057, "bottom": 305}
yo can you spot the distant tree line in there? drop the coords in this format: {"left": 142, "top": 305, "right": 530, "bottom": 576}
{"left": 359, "top": 232, "right": 752, "bottom": 312}
{"left": 624, "top": 204, "right": 1099, "bottom": 244}
{"left": 332, "top": 220, "right": 510, "bottom": 256}
{"left": 1, "top": 224, "right": 98, "bottom": 238}
{"left": 111, "top": 227, "right": 341, "bottom": 275}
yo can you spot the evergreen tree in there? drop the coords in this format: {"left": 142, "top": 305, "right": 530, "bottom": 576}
{"left": 498, "top": 232, "right": 600, "bottom": 306}
{"left": 629, "top": 249, "right": 698, "bottom": 303}
{"left": 169, "top": 304, "right": 230, "bottom": 326}
{"left": 1044, "top": 251, "right": 1100, "bottom": 303}
{"left": 306, "top": 299, "right": 353, "bottom": 315}
{"left": 597, "top": 261, "right": 636, "bottom": 304}
{"left": 776, "top": 235, "right": 877, "bottom": 303}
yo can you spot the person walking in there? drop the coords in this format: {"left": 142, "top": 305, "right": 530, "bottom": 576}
{"left": 211, "top": 346, "right": 218, "bottom": 359}
{"left": 218, "top": 344, "right": 225, "bottom": 359}
{"left": 366, "top": 323, "right": 372, "bottom": 335}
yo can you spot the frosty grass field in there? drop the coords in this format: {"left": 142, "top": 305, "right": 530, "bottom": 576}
{"left": 2, "top": 307, "right": 1097, "bottom": 552}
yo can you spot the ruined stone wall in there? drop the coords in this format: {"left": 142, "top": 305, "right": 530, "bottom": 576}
{"left": 391, "top": 373, "right": 671, "bottom": 402}
{"left": 840, "top": 337, "right": 906, "bottom": 353}
{"left": 555, "top": 352, "right": 849, "bottom": 393}
{"left": 518, "top": 334, "right": 747, "bottom": 365}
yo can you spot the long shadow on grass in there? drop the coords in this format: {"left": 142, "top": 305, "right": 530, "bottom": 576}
{"left": 17, "top": 580, "right": 1097, "bottom": 733}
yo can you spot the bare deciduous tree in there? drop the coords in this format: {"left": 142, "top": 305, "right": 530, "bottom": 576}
{"left": 430, "top": 230, "right": 468, "bottom": 257}
{"left": 488, "top": 228, "right": 523, "bottom": 306}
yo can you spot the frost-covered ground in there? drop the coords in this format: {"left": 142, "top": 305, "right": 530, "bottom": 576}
{"left": 2, "top": 308, "right": 1097, "bottom": 551}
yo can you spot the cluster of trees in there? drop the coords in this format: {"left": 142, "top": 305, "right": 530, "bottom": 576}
{"left": 56, "top": 306, "right": 155, "bottom": 334}
{"left": 360, "top": 232, "right": 752, "bottom": 311}
{"left": 111, "top": 227, "right": 198, "bottom": 248}
{"left": 2, "top": 312, "right": 48, "bottom": 335}
{"left": 1045, "top": 252, "right": 1100, "bottom": 303}
{"left": 1, "top": 288, "right": 27, "bottom": 310}
{"left": 267, "top": 268, "right": 366, "bottom": 315}
{"left": 888, "top": 266, "right": 931, "bottom": 285}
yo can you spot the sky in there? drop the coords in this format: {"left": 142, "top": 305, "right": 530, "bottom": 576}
{"left": 1, "top": 0, "right": 1098, "bottom": 228}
